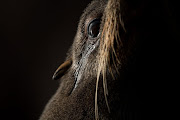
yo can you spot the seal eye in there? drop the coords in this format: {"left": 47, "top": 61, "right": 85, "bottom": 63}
{"left": 88, "top": 19, "right": 100, "bottom": 38}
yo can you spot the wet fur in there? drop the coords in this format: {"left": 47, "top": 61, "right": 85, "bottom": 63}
{"left": 40, "top": 0, "right": 175, "bottom": 119}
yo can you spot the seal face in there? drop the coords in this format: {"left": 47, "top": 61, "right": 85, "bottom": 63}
{"left": 40, "top": 0, "right": 174, "bottom": 119}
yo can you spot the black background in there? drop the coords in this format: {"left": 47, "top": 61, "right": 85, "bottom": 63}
{"left": 0, "top": 0, "right": 91, "bottom": 120}
{"left": 0, "top": 0, "right": 179, "bottom": 120}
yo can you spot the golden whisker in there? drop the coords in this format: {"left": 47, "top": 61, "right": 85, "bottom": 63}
{"left": 95, "top": 0, "right": 125, "bottom": 119}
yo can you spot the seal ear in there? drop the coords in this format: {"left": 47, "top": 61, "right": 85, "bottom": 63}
{"left": 52, "top": 59, "right": 72, "bottom": 80}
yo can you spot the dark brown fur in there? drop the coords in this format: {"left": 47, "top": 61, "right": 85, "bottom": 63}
{"left": 40, "top": 0, "right": 176, "bottom": 119}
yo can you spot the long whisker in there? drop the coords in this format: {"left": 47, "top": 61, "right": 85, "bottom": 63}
{"left": 95, "top": 0, "right": 125, "bottom": 119}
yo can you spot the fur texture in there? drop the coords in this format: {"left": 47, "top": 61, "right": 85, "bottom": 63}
{"left": 40, "top": 0, "right": 175, "bottom": 119}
